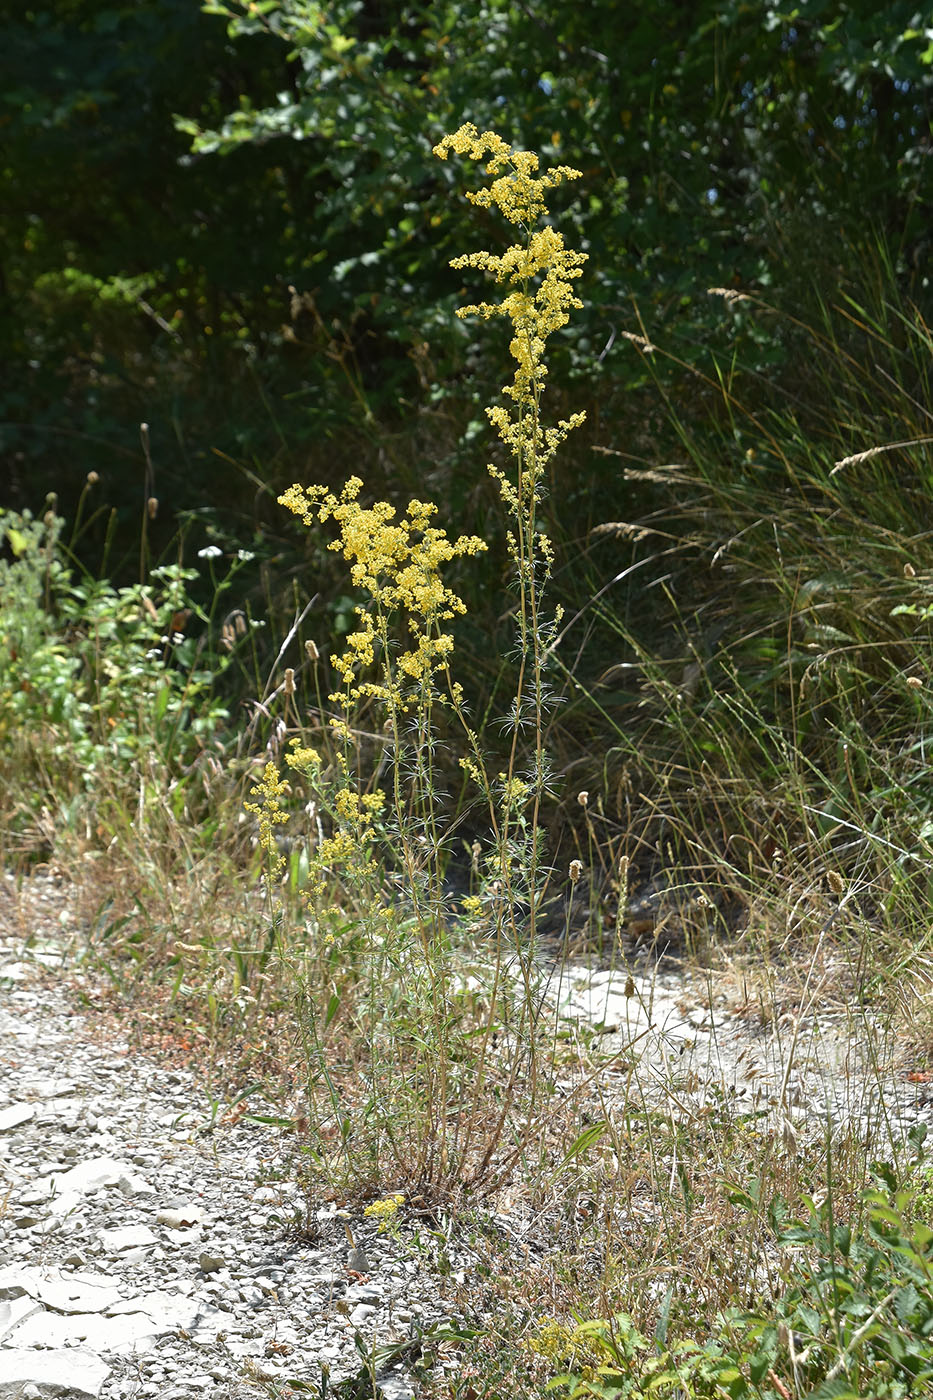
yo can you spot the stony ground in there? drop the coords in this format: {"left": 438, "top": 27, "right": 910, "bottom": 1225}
{"left": 2, "top": 870, "right": 932, "bottom": 1400}
{"left": 0, "top": 873, "right": 466, "bottom": 1400}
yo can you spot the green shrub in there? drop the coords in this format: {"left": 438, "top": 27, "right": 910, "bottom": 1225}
{"left": 0, "top": 503, "right": 245, "bottom": 845}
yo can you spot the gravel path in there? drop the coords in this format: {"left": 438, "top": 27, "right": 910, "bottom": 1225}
{"left": 0, "top": 873, "right": 462, "bottom": 1400}
{"left": 3, "top": 871, "right": 932, "bottom": 1400}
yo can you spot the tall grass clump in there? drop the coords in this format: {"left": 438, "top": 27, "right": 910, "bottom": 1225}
{"left": 252, "top": 124, "right": 593, "bottom": 1201}
{"left": 558, "top": 268, "right": 933, "bottom": 997}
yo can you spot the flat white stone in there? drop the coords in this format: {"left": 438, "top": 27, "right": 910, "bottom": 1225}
{"left": 108, "top": 1284, "right": 194, "bottom": 1316}
{"left": 0, "top": 1347, "right": 109, "bottom": 1398}
{"left": 17, "top": 1184, "right": 53, "bottom": 1207}
{"left": 46, "top": 1189, "right": 83, "bottom": 1218}
{"left": 9, "top": 1306, "right": 181, "bottom": 1356}
{"left": 97, "top": 1225, "right": 158, "bottom": 1253}
{"left": 0, "top": 1293, "right": 43, "bottom": 1342}
{"left": 379, "top": 1375, "right": 416, "bottom": 1400}
{"left": 47, "top": 1156, "right": 154, "bottom": 1202}
{"left": 0, "top": 1265, "right": 41, "bottom": 1299}
{"left": 164, "top": 1226, "right": 202, "bottom": 1246}
{"left": 0, "top": 1266, "right": 123, "bottom": 1314}
{"left": 0, "top": 1103, "right": 35, "bottom": 1132}
{"left": 189, "top": 1303, "right": 232, "bottom": 1342}
{"left": 562, "top": 984, "right": 651, "bottom": 1034}
{"left": 49, "top": 1156, "right": 132, "bottom": 1195}
{"left": 156, "top": 1204, "right": 205, "bottom": 1228}
{"left": 29, "top": 950, "right": 66, "bottom": 968}
{"left": 8, "top": 1287, "right": 203, "bottom": 1356}
{"left": 20, "top": 1077, "right": 79, "bottom": 1098}
{"left": 37, "top": 1270, "right": 124, "bottom": 1315}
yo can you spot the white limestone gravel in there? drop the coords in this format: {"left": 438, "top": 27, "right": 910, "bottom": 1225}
{"left": 0, "top": 874, "right": 460, "bottom": 1400}
{"left": 3, "top": 870, "right": 933, "bottom": 1400}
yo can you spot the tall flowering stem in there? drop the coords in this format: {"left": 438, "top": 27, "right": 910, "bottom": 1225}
{"left": 434, "top": 124, "right": 586, "bottom": 949}
{"left": 277, "top": 475, "right": 487, "bottom": 1176}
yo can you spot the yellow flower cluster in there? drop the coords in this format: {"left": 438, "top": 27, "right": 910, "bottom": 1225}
{"left": 362, "top": 1192, "right": 404, "bottom": 1233}
{"left": 285, "top": 739, "right": 322, "bottom": 773}
{"left": 499, "top": 773, "right": 530, "bottom": 810}
{"left": 433, "top": 124, "right": 582, "bottom": 228}
{"left": 523, "top": 1317, "right": 600, "bottom": 1376}
{"left": 434, "top": 123, "right": 587, "bottom": 434}
{"left": 243, "top": 761, "right": 291, "bottom": 879}
{"left": 334, "top": 787, "right": 385, "bottom": 826}
{"left": 278, "top": 476, "right": 486, "bottom": 705}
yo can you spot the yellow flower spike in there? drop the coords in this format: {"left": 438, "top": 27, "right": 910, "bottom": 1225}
{"left": 243, "top": 760, "right": 290, "bottom": 882}
{"left": 435, "top": 125, "right": 587, "bottom": 516}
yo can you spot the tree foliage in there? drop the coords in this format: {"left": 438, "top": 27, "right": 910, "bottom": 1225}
{"left": 1, "top": 0, "right": 930, "bottom": 556}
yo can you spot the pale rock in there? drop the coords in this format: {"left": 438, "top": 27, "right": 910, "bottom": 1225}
{"left": 108, "top": 1284, "right": 194, "bottom": 1316}
{"left": 49, "top": 1157, "right": 128, "bottom": 1195}
{"left": 0, "top": 1104, "right": 35, "bottom": 1133}
{"left": 164, "top": 1227, "right": 202, "bottom": 1247}
{"left": 18, "top": 1078, "right": 77, "bottom": 1099}
{"left": 29, "top": 950, "right": 66, "bottom": 970}
{"left": 97, "top": 1225, "right": 158, "bottom": 1253}
{"left": 15, "top": 1183, "right": 57, "bottom": 1207}
{"left": 49, "top": 1157, "right": 153, "bottom": 1200}
{"left": 189, "top": 1303, "right": 234, "bottom": 1342}
{"left": 46, "top": 1190, "right": 83, "bottom": 1219}
{"left": 0, "top": 1265, "right": 39, "bottom": 1299}
{"left": 0, "top": 1294, "right": 43, "bottom": 1342}
{"left": 9, "top": 1293, "right": 201, "bottom": 1355}
{"left": 198, "top": 1252, "right": 225, "bottom": 1274}
{"left": 11, "top": 1212, "right": 41, "bottom": 1230}
{"left": 378, "top": 1374, "right": 417, "bottom": 1400}
{"left": 0, "top": 1348, "right": 109, "bottom": 1399}
{"left": 349, "top": 1284, "right": 383, "bottom": 1304}
{"left": 0, "top": 1266, "right": 123, "bottom": 1314}
{"left": 155, "top": 1204, "right": 205, "bottom": 1229}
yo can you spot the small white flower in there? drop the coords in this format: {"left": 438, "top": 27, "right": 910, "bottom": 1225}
{"left": 237, "top": 549, "right": 255, "bottom": 562}
{"left": 198, "top": 545, "right": 223, "bottom": 559}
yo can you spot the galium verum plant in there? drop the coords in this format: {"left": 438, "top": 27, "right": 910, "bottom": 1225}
{"left": 434, "top": 123, "right": 586, "bottom": 962}
{"left": 256, "top": 125, "right": 587, "bottom": 1194}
